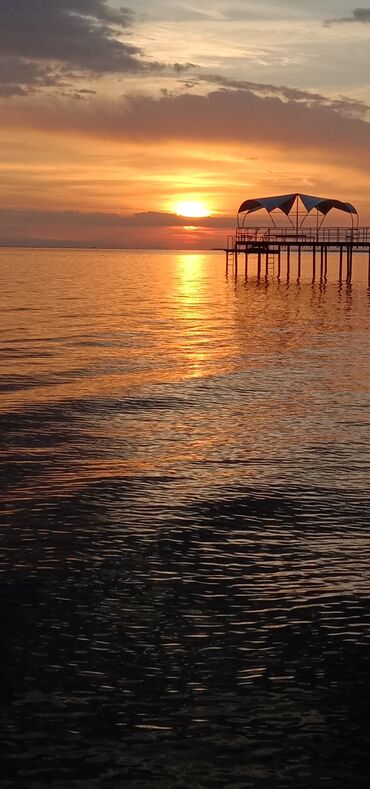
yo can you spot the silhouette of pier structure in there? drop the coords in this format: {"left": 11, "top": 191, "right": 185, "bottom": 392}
{"left": 224, "top": 193, "right": 370, "bottom": 284}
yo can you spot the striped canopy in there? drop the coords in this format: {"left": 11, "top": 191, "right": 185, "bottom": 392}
{"left": 238, "top": 193, "right": 357, "bottom": 217}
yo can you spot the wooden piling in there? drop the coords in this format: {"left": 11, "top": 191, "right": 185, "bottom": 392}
{"left": 324, "top": 244, "right": 328, "bottom": 280}
{"left": 346, "top": 246, "right": 351, "bottom": 282}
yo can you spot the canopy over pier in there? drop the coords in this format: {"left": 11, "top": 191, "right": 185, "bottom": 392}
{"left": 224, "top": 193, "right": 370, "bottom": 284}
{"left": 237, "top": 192, "right": 358, "bottom": 232}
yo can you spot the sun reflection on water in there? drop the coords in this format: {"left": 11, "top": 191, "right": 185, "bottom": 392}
{"left": 173, "top": 253, "right": 211, "bottom": 377}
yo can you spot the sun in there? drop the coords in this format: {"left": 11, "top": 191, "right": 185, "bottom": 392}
{"left": 174, "top": 200, "right": 210, "bottom": 218}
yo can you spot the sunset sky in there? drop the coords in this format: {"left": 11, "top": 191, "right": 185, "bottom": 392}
{"left": 1, "top": 0, "right": 370, "bottom": 248}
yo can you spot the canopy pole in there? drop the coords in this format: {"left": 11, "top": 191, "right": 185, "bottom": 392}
{"left": 295, "top": 197, "right": 299, "bottom": 236}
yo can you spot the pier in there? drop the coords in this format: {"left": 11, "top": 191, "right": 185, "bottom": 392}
{"left": 224, "top": 193, "right": 370, "bottom": 285}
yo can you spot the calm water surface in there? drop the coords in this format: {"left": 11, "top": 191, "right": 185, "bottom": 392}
{"left": 1, "top": 248, "right": 370, "bottom": 788}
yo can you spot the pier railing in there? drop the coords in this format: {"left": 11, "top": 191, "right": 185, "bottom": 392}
{"left": 235, "top": 226, "right": 370, "bottom": 245}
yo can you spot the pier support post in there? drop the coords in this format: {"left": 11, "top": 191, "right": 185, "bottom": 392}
{"left": 346, "top": 246, "right": 352, "bottom": 283}
{"left": 225, "top": 251, "right": 230, "bottom": 275}
{"left": 368, "top": 246, "right": 370, "bottom": 288}
{"left": 224, "top": 232, "right": 366, "bottom": 287}
{"left": 257, "top": 251, "right": 262, "bottom": 281}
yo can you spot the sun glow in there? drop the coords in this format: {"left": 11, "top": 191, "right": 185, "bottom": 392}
{"left": 174, "top": 200, "right": 210, "bottom": 218}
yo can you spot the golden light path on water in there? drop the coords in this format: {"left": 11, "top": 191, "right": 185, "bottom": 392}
{"left": 174, "top": 254, "right": 212, "bottom": 378}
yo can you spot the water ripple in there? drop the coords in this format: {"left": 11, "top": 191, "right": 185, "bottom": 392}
{"left": 0, "top": 249, "right": 369, "bottom": 787}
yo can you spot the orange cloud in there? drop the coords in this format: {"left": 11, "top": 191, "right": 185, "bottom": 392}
{"left": 1, "top": 87, "right": 370, "bottom": 246}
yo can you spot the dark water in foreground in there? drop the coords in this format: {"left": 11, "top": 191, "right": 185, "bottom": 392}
{"left": 1, "top": 248, "right": 370, "bottom": 788}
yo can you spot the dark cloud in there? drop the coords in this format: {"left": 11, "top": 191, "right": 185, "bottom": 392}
{"left": 0, "top": 56, "right": 66, "bottom": 97}
{"left": 173, "top": 62, "right": 197, "bottom": 74}
{"left": 0, "top": 0, "right": 157, "bottom": 79}
{"left": 0, "top": 84, "right": 27, "bottom": 97}
{"left": 200, "top": 74, "right": 369, "bottom": 119}
{"left": 326, "top": 7, "right": 370, "bottom": 24}
{"left": 125, "top": 211, "right": 232, "bottom": 227}
{"left": 0, "top": 208, "right": 233, "bottom": 248}
{"left": 0, "top": 208, "right": 232, "bottom": 230}
{"left": 2, "top": 82, "right": 370, "bottom": 176}
{"left": 352, "top": 7, "right": 370, "bottom": 21}
{"left": 10, "top": 88, "right": 369, "bottom": 167}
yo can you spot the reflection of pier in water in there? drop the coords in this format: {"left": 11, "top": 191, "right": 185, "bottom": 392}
{"left": 224, "top": 193, "right": 370, "bottom": 285}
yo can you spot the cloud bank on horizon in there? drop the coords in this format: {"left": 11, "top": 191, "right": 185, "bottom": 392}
{"left": 1, "top": 0, "right": 370, "bottom": 247}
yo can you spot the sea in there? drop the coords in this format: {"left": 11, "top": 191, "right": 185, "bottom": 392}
{"left": 1, "top": 247, "right": 370, "bottom": 788}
